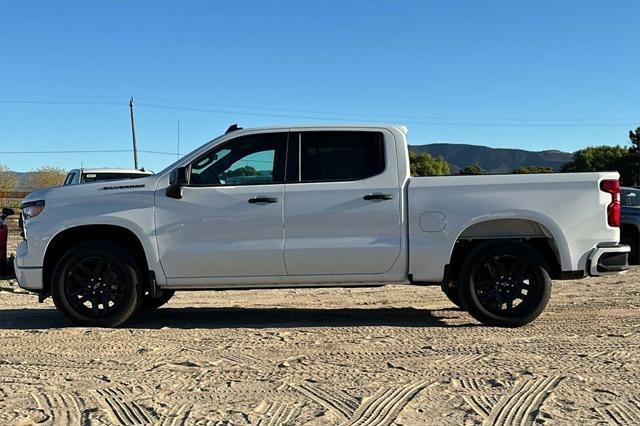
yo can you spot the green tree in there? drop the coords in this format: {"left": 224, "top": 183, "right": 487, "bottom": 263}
{"left": 26, "top": 166, "right": 66, "bottom": 190}
{"left": 513, "top": 166, "right": 554, "bottom": 174}
{"left": 627, "top": 127, "right": 640, "bottom": 185}
{"left": 459, "top": 163, "right": 487, "bottom": 175}
{"left": 0, "top": 165, "right": 17, "bottom": 192}
{"left": 560, "top": 135, "right": 640, "bottom": 185}
{"left": 560, "top": 146, "right": 629, "bottom": 173}
{"left": 409, "top": 152, "right": 450, "bottom": 176}
{"left": 629, "top": 127, "right": 640, "bottom": 152}
{"left": 219, "top": 165, "right": 260, "bottom": 181}
{"left": 226, "top": 165, "right": 259, "bottom": 177}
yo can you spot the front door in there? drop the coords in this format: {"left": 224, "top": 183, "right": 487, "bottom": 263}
{"left": 155, "top": 131, "right": 288, "bottom": 280}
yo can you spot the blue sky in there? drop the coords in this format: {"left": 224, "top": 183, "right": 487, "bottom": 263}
{"left": 0, "top": 0, "right": 639, "bottom": 172}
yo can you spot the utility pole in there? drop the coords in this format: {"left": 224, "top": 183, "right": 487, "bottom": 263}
{"left": 177, "top": 119, "right": 180, "bottom": 159}
{"left": 129, "top": 97, "right": 139, "bottom": 169}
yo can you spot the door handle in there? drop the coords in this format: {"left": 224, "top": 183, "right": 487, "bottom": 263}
{"left": 363, "top": 193, "right": 394, "bottom": 201}
{"left": 248, "top": 196, "right": 279, "bottom": 204}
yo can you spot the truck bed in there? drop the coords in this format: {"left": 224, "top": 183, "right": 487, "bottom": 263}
{"left": 407, "top": 172, "right": 620, "bottom": 282}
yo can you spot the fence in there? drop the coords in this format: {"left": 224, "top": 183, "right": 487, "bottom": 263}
{"left": 0, "top": 191, "right": 30, "bottom": 210}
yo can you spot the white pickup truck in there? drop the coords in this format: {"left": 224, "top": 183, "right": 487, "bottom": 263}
{"left": 15, "top": 125, "right": 629, "bottom": 327}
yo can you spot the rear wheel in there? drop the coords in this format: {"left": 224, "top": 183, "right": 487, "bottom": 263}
{"left": 141, "top": 289, "right": 175, "bottom": 311}
{"left": 457, "top": 241, "right": 551, "bottom": 327}
{"left": 51, "top": 241, "right": 144, "bottom": 327}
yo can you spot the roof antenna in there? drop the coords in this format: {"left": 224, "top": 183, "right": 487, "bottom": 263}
{"left": 225, "top": 124, "right": 243, "bottom": 134}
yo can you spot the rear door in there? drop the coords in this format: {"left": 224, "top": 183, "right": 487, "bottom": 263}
{"left": 283, "top": 129, "right": 402, "bottom": 276}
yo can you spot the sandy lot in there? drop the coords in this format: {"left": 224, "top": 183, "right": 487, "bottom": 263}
{"left": 1, "top": 259, "right": 639, "bottom": 425}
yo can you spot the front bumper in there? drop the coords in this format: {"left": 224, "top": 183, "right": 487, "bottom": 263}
{"left": 13, "top": 257, "right": 43, "bottom": 291}
{"left": 588, "top": 243, "right": 630, "bottom": 276}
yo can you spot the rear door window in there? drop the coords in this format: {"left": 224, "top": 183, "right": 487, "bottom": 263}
{"left": 292, "top": 131, "right": 385, "bottom": 183}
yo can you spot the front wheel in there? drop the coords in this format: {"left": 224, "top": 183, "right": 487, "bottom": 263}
{"left": 457, "top": 241, "right": 551, "bottom": 327}
{"left": 51, "top": 241, "right": 145, "bottom": 327}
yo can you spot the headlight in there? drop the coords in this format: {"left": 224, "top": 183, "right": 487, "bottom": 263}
{"left": 21, "top": 200, "right": 45, "bottom": 221}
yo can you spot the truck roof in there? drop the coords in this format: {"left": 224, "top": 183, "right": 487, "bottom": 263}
{"left": 225, "top": 124, "right": 409, "bottom": 134}
{"left": 69, "top": 168, "right": 153, "bottom": 174}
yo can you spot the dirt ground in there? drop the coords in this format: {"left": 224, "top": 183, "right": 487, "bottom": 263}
{"left": 1, "top": 252, "right": 639, "bottom": 426}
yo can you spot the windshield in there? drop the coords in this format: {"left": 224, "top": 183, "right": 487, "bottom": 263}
{"left": 621, "top": 188, "right": 640, "bottom": 207}
{"left": 158, "top": 133, "right": 226, "bottom": 175}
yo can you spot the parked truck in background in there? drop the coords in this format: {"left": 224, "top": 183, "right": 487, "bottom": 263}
{"left": 621, "top": 187, "right": 640, "bottom": 264}
{"left": 14, "top": 125, "right": 630, "bottom": 327}
{"left": 63, "top": 168, "right": 153, "bottom": 185}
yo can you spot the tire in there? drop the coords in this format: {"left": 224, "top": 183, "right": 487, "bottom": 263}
{"left": 457, "top": 241, "right": 551, "bottom": 327}
{"left": 441, "top": 283, "right": 463, "bottom": 309}
{"left": 51, "top": 241, "right": 145, "bottom": 327}
{"left": 621, "top": 233, "right": 639, "bottom": 265}
{"left": 141, "top": 289, "right": 175, "bottom": 311}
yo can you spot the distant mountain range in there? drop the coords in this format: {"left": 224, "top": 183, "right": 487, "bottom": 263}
{"left": 10, "top": 143, "right": 574, "bottom": 190}
{"left": 409, "top": 143, "right": 572, "bottom": 174}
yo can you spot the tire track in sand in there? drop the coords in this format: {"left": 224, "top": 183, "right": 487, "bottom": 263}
{"left": 463, "top": 395, "right": 501, "bottom": 419}
{"left": 595, "top": 399, "right": 640, "bottom": 425}
{"left": 484, "top": 376, "right": 563, "bottom": 426}
{"left": 159, "top": 403, "right": 193, "bottom": 426}
{"left": 288, "top": 383, "right": 359, "bottom": 421}
{"left": 95, "top": 388, "right": 156, "bottom": 425}
{"left": 255, "top": 401, "right": 303, "bottom": 425}
{"left": 32, "top": 391, "right": 83, "bottom": 424}
{"left": 343, "top": 380, "right": 431, "bottom": 426}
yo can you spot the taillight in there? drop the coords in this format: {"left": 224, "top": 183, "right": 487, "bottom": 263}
{"left": 600, "top": 179, "right": 620, "bottom": 227}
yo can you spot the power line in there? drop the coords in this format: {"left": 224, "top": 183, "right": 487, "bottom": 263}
{"left": 0, "top": 100, "right": 123, "bottom": 106}
{"left": 0, "top": 92, "right": 127, "bottom": 99}
{"left": 0, "top": 149, "right": 177, "bottom": 156}
{"left": 3, "top": 91, "right": 636, "bottom": 121}
{"left": 0, "top": 92, "right": 635, "bottom": 126}
{"left": 135, "top": 102, "right": 633, "bottom": 127}
{"left": 136, "top": 95, "right": 635, "bottom": 123}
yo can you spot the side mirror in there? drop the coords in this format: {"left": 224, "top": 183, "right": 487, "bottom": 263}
{"left": 166, "top": 166, "right": 190, "bottom": 199}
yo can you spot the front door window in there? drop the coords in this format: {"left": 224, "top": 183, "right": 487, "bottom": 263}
{"left": 190, "top": 133, "right": 286, "bottom": 186}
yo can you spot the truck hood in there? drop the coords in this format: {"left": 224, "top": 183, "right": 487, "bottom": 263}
{"left": 21, "top": 174, "right": 160, "bottom": 205}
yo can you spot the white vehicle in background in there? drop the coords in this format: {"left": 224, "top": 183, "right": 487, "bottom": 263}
{"left": 14, "top": 124, "right": 629, "bottom": 328}
{"left": 63, "top": 168, "right": 153, "bottom": 185}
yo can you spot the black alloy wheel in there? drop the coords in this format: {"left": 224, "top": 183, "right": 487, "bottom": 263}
{"left": 52, "top": 241, "right": 144, "bottom": 327}
{"left": 63, "top": 256, "right": 127, "bottom": 317}
{"left": 457, "top": 241, "right": 552, "bottom": 327}
{"left": 472, "top": 254, "right": 537, "bottom": 316}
